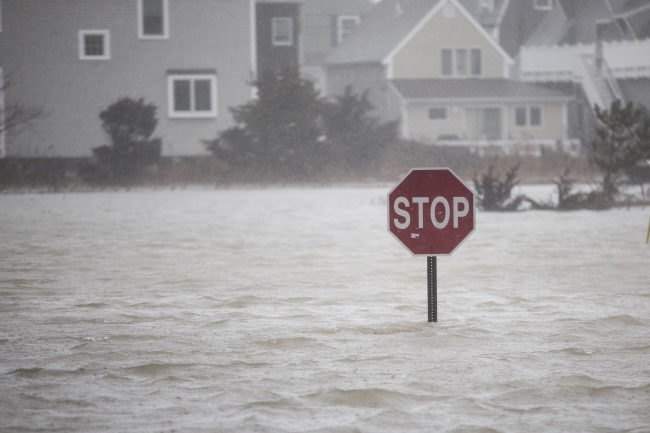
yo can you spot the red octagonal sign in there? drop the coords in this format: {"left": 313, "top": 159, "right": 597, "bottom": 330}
{"left": 388, "top": 168, "right": 475, "bottom": 256}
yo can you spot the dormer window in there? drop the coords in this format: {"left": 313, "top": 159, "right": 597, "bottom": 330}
{"left": 534, "top": 0, "right": 553, "bottom": 11}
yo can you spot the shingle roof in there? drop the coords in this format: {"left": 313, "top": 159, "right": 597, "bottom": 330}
{"left": 324, "top": 0, "right": 443, "bottom": 64}
{"left": 391, "top": 78, "right": 573, "bottom": 101}
{"left": 618, "top": 78, "right": 650, "bottom": 108}
{"left": 524, "top": 1, "right": 572, "bottom": 47}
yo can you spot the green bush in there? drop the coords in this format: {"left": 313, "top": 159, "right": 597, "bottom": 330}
{"left": 82, "top": 97, "right": 161, "bottom": 186}
{"left": 473, "top": 164, "right": 524, "bottom": 211}
{"left": 592, "top": 100, "right": 650, "bottom": 198}
{"left": 204, "top": 69, "right": 398, "bottom": 182}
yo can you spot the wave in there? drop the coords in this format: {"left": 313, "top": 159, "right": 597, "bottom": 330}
{"left": 124, "top": 362, "right": 199, "bottom": 376}
{"left": 305, "top": 387, "right": 419, "bottom": 408}
{"left": 8, "top": 367, "right": 88, "bottom": 378}
{"left": 599, "top": 314, "right": 645, "bottom": 326}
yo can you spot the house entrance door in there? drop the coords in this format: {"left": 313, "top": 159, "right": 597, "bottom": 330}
{"left": 466, "top": 107, "right": 502, "bottom": 141}
{"left": 483, "top": 108, "right": 501, "bottom": 140}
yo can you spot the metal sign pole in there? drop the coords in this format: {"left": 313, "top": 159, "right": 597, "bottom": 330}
{"left": 428, "top": 256, "right": 437, "bottom": 323}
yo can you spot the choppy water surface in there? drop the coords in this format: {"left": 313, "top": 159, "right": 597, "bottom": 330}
{"left": 1, "top": 187, "right": 649, "bottom": 432}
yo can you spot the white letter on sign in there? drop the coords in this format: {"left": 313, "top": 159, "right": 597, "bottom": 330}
{"left": 430, "top": 197, "right": 450, "bottom": 229}
{"left": 393, "top": 197, "right": 410, "bottom": 229}
{"left": 453, "top": 197, "right": 469, "bottom": 228}
{"left": 413, "top": 197, "right": 429, "bottom": 228}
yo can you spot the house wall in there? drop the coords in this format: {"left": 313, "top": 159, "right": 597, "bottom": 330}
{"left": 325, "top": 63, "right": 401, "bottom": 121}
{"left": 0, "top": 0, "right": 253, "bottom": 157}
{"left": 405, "top": 100, "right": 566, "bottom": 142}
{"left": 391, "top": 2, "right": 506, "bottom": 79}
{"left": 256, "top": 2, "right": 300, "bottom": 73}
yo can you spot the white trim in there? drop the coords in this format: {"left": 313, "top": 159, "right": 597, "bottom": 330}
{"left": 272, "top": 17, "right": 293, "bottom": 46}
{"left": 562, "top": 103, "right": 568, "bottom": 140}
{"left": 404, "top": 96, "right": 571, "bottom": 104}
{"left": 138, "top": 0, "right": 169, "bottom": 40}
{"left": 337, "top": 15, "right": 360, "bottom": 45}
{"left": 382, "top": 0, "right": 514, "bottom": 79}
{"left": 78, "top": 30, "right": 111, "bottom": 60}
{"left": 167, "top": 74, "right": 218, "bottom": 119}
{"left": 0, "top": 67, "right": 5, "bottom": 158}
{"left": 250, "top": 0, "right": 257, "bottom": 79}
{"left": 533, "top": 0, "right": 553, "bottom": 11}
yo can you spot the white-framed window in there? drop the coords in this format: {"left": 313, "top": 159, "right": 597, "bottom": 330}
{"left": 78, "top": 30, "right": 110, "bottom": 60}
{"left": 515, "top": 106, "right": 542, "bottom": 127}
{"left": 138, "top": 0, "right": 169, "bottom": 39}
{"left": 272, "top": 17, "right": 293, "bottom": 46}
{"left": 441, "top": 48, "right": 482, "bottom": 77}
{"left": 337, "top": 15, "right": 360, "bottom": 44}
{"left": 429, "top": 107, "right": 447, "bottom": 120}
{"left": 534, "top": 0, "right": 553, "bottom": 11}
{"left": 167, "top": 74, "right": 217, "bottom": 118}
{"left": 479, "top": 0, "right": 494, "bottom": 12}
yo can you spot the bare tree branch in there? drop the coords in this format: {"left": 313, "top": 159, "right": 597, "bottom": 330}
{"left": 1, "top": 71, "right": 46, "bottom": 137}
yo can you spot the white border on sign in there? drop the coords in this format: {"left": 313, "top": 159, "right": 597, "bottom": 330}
{"left": 386, "top": 167, "right": 476, "bottom": 257}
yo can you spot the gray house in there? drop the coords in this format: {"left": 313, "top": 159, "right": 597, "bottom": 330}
{"left": 300, "top": 0, "right": 378, "bottom": 92}
{"left": 0, "top": 0, "right": 256, "bottom": 157}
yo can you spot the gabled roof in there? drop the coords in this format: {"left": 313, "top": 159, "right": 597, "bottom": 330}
{"left": 324, "top": 0, "right": 513, "bottom": 67}
{"left": 391, "top": 78, "right": 573, "bottom": 101}
{"left": 325, "top": 0, "right": 444, "bottom": 65}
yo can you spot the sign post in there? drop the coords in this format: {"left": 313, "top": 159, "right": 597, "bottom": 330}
{"left": 387, "top": 168, "right": 475, "bottom": 322}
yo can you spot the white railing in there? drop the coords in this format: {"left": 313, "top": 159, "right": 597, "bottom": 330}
{"left": 520, "top": 38, "right": 650, "bottom": 81}
{"left": 427, "top": 138, "right": 581, "bottom": 156}
{"left": 574, "top": 55, "right": 606, "bottom": 108}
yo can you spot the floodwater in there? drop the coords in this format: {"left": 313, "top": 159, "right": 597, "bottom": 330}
{"left": 0, "top": 186, "right": 649, "bottom": 432}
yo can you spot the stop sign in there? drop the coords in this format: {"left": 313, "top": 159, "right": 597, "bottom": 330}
{"left": 387, "top": 168, "right": 475, "bottom": 256}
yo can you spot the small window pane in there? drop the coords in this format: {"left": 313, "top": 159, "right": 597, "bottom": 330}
{"left": 515, "top": 107, "right": 527, "bottom": 126}
{"left": 194, "top": 80, "right": 212, "bottom": 111}
{"left": 174, "top": 80, "right": 191, "bottom": 112}
{"left": 456, "top": 49, "right": 468, "bottom": 76}
{"left": 429, "top": 108, "right": 447, "bottom": 120}
{"left": 471, "top": 49, "right": 482, "bottom": 76}
{"left": 84, "top": 34, "right": 104, "bottom": 56}
{"left": 441, "top": 49, "right": 452, "bottom": 76}
{"left": 143, "top": 0, "right": 164, "bottom": 35}
{"left": 272, "top": 17, "right": 293, "bottom": 45}
{"left": 530, "top": 107, "right": 541, "bottom": 126}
